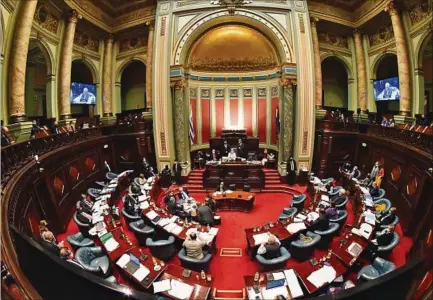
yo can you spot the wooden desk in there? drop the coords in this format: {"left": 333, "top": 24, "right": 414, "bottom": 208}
{"left": 203, "top": 162, "right": 264, "bottom": 189}
{"left": 99, "top": 226, "right": 134, "bottom": 261}
{"left": 294, "top": 253, "right": 348, "bottom": 294}
{"left": 331, "top": 227, "right": 370, "bottom": 267}
{"left": 158, "top": 264, "right": 213, "bottom": 300}
{"left": 244, "top": 273, "right": 294, "bottom": 299}
{"left": 211, "top": 191, "right": 255, "bottom": 212}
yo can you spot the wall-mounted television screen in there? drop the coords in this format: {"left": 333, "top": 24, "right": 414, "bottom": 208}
{"left": 70, "top": 82, "right": 96, "bottom": 105}
{"left": 373, "top": 77, "right": 400, "bottom": 101}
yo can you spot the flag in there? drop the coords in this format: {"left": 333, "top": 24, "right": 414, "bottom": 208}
{"left": 189, "top": 105, "right": 195, "bottom": 144}
{"left": 276, "top": 107, "right": 280, "bottom": 137}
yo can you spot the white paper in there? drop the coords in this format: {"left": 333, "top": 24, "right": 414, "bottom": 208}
{"left": 295, "top": 214, "right": 307, "bottom": 221}
{"left": 108, "top": 183, "right": 117, "bottom": 188}
{"left": 359, "top": 223, "right": 373, "bottom": 239}
{"left": 198, "top": 232, "right": 215, "bottom": 244}
{"left": 209, "top": 227, "right": 219, "bottom": 235}
{"left": 171, "top": 225, "right": 183, "bottom": 236}
{"left": 167, "top": 279, "right": 194, "bottom": 299}
{"left": 284, "top": 269, "right": 303, "bottom": 298}
{"left": 286, "top": 222, "right": 306, "bottom": 234}
{"left": 164, "top": 223, "right": 177, "bottom": 233}
{"left": 146, "top": 210, "right": 158, "bottom": 220}
{"left": 153, "top": 279, "right": 171, "bottom": 293}
{"left": 186, "top": 228, "right": 198, "bottom": 236}
{"left": 92, "top": 215, "right": 104, "bottom": 224}
{"left": 261, "top": 286, "right": 289, "bottom": 300}
{"left": 138, "top": 195, "right": 149, "bottom": 202}
{"left": 321, "top": 194, "right": 330, "bottom": 202}
{"left": 247, "top": 287, "right": 263, "bottom": 300}
{"left": 307, "top": 212, "right": 319, "bottom": 222}
{"left": 307, "top": 265, "right": 336, "bottom": 288}
{"left": 158, "top": 218, "right": 170, "bottom": 227}
{"left": 253, "top": 233, "right": 270, "bottom": 246}
{"left": 169, "top": 215, "right": 179, "bottom": 223}
{"left": 140, "top": 201, "right": 150, "bottom": 209}
{"left": 95, "top": 194, "right": 111, "bottom": 201}
{"left": 116, "top": 254, "right": 130, "bottom": 268}
{"left": 272, "top": 272, "right": 286, "bottom": 281}
{"left": 104, "top": 238, "right": 119, "bottom": 252}
{"left": 364, "top": 211, "right": 376, "bottom": 225}
{"left": 133, "top": 265, "right": 150, "bottom": 281}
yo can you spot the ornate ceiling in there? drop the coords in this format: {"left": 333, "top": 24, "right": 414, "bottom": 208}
{"left": 89, "top": 0, "right": 156, "bottom": 17}
{"left": 314, "top": 0, "right": 368, "bottom": 12}
{"left": 188, "top": 24, "right": 279, "bottom": 72}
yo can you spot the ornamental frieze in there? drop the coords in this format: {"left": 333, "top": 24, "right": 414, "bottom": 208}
{"left": 34, "top": 3, "right": 59, "bottom": 35}
{"left": 74, "top": 30, "right": 100, "bottom": 53}
{"left": 117, "top": 7, "right": 156, "bottom": 26}
{"left": 409, "top": 0, "right": 431, "bottom": 26}
{"left": 189, "top": 56, "right": 277, "bottom": 72}
{"left": 318, "top": 32, "right": 348, "bottom": 49}
{"left": 369, "top": 25, "right": 394, "bottom": 47}
{"left": 119, "top": 36, "right": 147, "bottom": 53}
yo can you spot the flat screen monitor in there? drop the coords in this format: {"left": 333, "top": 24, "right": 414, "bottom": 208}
{"left": 70, "top": 82, "right": 96, "bottom": 105}
{"left": 373, "top": 77, "right": 400, "bottom": 101}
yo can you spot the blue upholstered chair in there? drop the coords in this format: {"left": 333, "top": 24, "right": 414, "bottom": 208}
{"left": 353, "top": 169, "right": 361, "bottom": 179}
{"left": 87, "top": 188, "right": 102, "bottom": 198}
{"left": 321, "top": 177, "right": 334, "bottom": 185}
{"left": 278, "top": 207, "right": 298, "bottom": 221}
{"left": 374, "top": 198, "right": 392, "bottom": 215}
{"left": 357, "top": 257, "right": 396, "bottom": 281}
{"left": 335, "top": 196, "right": 349, "bottom": 209}
{"left": 291, "top": 194, "right": 307, "bottom": 209}
{"left": 121, "top": 208, "right": 142, "bottom": 223}
{"left": 66, "top": 232, "right": 95, "bottom": 250}
{"left": 95, "top": 181, "right": 108, "bottom": 187}
{"left": 379, "top": 215, "right": 399, "bottom": 229}
{"left": 290, "top": 232, "right": 321, "bottom": 261}
{"left": 255, "top": 247, "right": 291, "bottom": 271}
{"left": 73, "top": 212, "right": 91, "bottom": 237}
{"left": 106, "top": 172, "right": 118, "bottom": 180}
{"left": 329, "top": 186, "right": 344, "bottom": 197}
{"left": 373, "top": 189, "right": 386, "bottom": 200}
{"left": 75, "top": 246, "right": 111, "bottom": 277}
{"left": 129, "top": 219, "right": 155, "bottom": 246}
{"left": 178, "top": 248, "right": 213, "bottom": 272}
{"left": 329, "top": 210, "right": 348, "bottom": 226}
{"left": 314, "top": 222, "right": 340, "bottom": 249}
{"left": 146, "top": 236, "right": 176, "bottom": 261}
{"left": 375, "top": 231, "right": 400, "bottom": 257}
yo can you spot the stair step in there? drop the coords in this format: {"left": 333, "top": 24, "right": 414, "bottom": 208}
{"left": 266, "top": 180, "right": 281, "bottom": 184}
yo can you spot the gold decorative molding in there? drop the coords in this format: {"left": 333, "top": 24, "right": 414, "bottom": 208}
{"left": 258, "top": 88, "right": 267, "bottom": 97}
{"left": 298, "top": 13, "right": 305, "bottom": 33}
{"left": 116, "top": 7, "right": 156, "bottom": 27}
{"left": 189, "top": 56, "right": 277, "bottom": 72}
{"left": 170, "top": 79, "right": 187, "bottom": 90}
{"left": 215, "top": 88, "right": 225, "bottom": 98}
{"left": 384, "top": 0, "right": 399, "bottom": 16}
{"left": 189, "top": 87, "right": 197, "bottom": 98}
{"left": 409, "top": 0, "right": 431, "bottom": 26}
{"left": 119, "top": 36, "right": 147, "bottom": 53}
{"left": 201, "top": 88, "right": 210, "bottom": 98}
{"left": 369, "top": 24, "right": 394, "bottom": 47}
{"left": 271, "top": 85, "right": 278, "bottom": 97}
{"left": 302, "top": 131, "right": 308, "bottom": 155}
{"left": 318, "top": 32, "right": 348, "bottom": 49}
{"left": 74, "top": 29, "right": 100, "bottom": 53}
{"left": 160, "top": 16, "right": 167, "bottom": 36}
{"left": 35, "top": 3, "right": 59, "bottom": 35}
{"left": 243, "top": 88, "right": 252, "bottom": 97}
{"left": 160, "top": 132, "right": 167, "bottom": 156}
{"left": 229, "top": 88, "right": 238, "bottom": 98}
{"left": 279, "top": 75, "right": 297, "bottom": 88}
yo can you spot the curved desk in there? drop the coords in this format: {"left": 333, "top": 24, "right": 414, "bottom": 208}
{"left": 211, "top": 191, "right": 255, "bottom": 212}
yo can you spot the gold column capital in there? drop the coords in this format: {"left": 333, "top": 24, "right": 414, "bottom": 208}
{"left": 279, "top": 75, "right": 297, "bottom": 89}
{"left": 170, "top": 79, "right": 187, "bottom": 90}
{"left": 353, "top": 28, "right": 363, "bottom": 37}
{"left": 67, "top": 10, "right": 82, "bottom": 24}
{"left": 310, "top": 17, "right": 320, "bottom": 26}
{"left": 384, "top": 0, "right": 399, "bottom": 16}
{"left": 105, "top": 34, "right": 115, "bottom": 44}
{"left": 146, "top": 20, "right": 155, "bottom": 31}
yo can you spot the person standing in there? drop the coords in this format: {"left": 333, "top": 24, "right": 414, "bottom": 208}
{"left": 286, "top": 157, "right": 297, "bottom": 185}
{"left": 375, "top": 166, "right": 384, "bottom": 188}
{"left": 370, "top": 162, "right": 379, "bottom": 180}
{"left": 173, "top": 160, "right": 182, "bottom": 185}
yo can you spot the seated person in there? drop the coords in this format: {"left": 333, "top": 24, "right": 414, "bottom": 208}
{"left": 167, "top": 197, "right": 189, "bottom": 219}
{"left": 177, "top": 187, "right": 190, "bottom": 204}
{"left": 330, "top": 189, "right": 347, "bottom": 206}
{"left": 197, "top": 202, "right": 214, "bottom": 226}
{"left": 137, "top": 174, "right": 146, "bottom": 186}
{"left": 165, "top": 192, "right": 176, "bottom": 205}
{"left": 310, "top": 208, "right": 329, "bottom": 231}
{"left": 129, "top": 183, "right": 142, "bottom": 196}
{"left": 59, "top": 247, "right": 74, "bottom": 260}
{"left": 261, "top": 149, "right": 269, "bottom": 165}
{"left": 257, "top": 234, "right": 281, "bottom": 259}
{"left": 227, "top": 148, "right": 237, "bottom": 161}
{"left": 124, "top": 194, "right": 139, "bottom": 216}
{"left": 377, "top": 207, "right": 397, "bottom": 227}
{"left": 210, "top": 149, "right": 220, "bottom": 161}
{"left": 205, "top": 197, "right": 217, "bottom": 213}
{"left": 325, "top": 202, "right": 338, "bottom": 219}
{"left": 348, "top": 166, "right": 358, "bottom": 179}
{"left": 216, "top": 181, "right": 226, "bottom": 192}
{"left": 369, "top": 182, "right": 380, "bottom": 197}
{"left": 160, "top": 165, "right": 171, "bottom": 176}
{"left": 143, "top": 177, "right": 155, "bottom": 191}
{"left": 360, "top": 173, "right": 372, "bottom": 187}
{"left": 76, "top": 196, "right": 93, "bottom": 224}
{"left": 41, "top": 230, "right": 64, "bottom": 254}
{"left": 183, "top": 232, "right": 206, "bottom": 259}
{"left": 369, "top": 225, "right": 395, "bottom": 255}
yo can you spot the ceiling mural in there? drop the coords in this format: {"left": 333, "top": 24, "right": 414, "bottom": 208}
{"left": 188, "top": 24, "right": 279, "bottom": 72}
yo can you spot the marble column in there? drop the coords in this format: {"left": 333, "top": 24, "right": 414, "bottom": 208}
{"left": 8, "top": 0, "right": 38, "bottom": 123}
{"left": 146, "top": 21, "right": 155, "bottom": 110}
{"left": 280, "top": 75, "right": 296, "bottom": 162}
{"left": 385, "top": 1, "right": 411, "bottom": 116}
{"left": 58, "top": 10, "right": 81, "bottom": 120}
{"left": 102, "top": 35, "right": 114, "bottom": 117}
{"left": 353, "top": 29, "right": 367, "bottom": 112}
{"left": 311, "top": 18, "right": 323, "bottom": 110}
{"left": 171, "top": 79, "right": 187, "bottom": 162}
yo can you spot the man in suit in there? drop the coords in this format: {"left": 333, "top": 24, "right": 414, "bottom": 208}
{"left": 377, "top": 207, "right": 397, "bottom": 227}
{"left": 210, "top": 149, "right": 219, "bottom": 161}
{"left": 183, "top": 232, "right": 207, "bottom": 259}
{"left": 221, "top": 139, "right": 230, "bottom": 157}
{"left": 197, "top": 202, "right": 214, "bottom": 226}
{"left": 173, "top": 161, "right": 182, "bottom": 185}
{"left": 167, "top": 197, "right": 189, "bottom": 219}
{"left": 286, "top": 157, "right": 297, "bottom": 185}
{"left": 177, "top": 187, "right": 190, "bottom": 205}
{"left": 257, "top": 234, "right": 281, "bottom": 259}
{"left": 237, "top": 138, "right": 244, "bottom": 158}
{"left": 369, "top": 225, "right": 395, "bottom": 255}
{"left": 310, "top": 208, "right": 330, "bottom": 231}
{"left": 205, "top": 197, "right": 217, "bottom": 213}
{"left": 124, "top": 194, "right": 139, "bottom": 216}
{"left": 331, "top": 189, "right": 347, "bottom": 206}
{"left": 216, "top": 181, "right": 226, "bottom": 192}
{"left": 370, "top": 182, "right": 380, "bottom": 197}
{"left": 370, "top": 162, "right": 379, "bottom": 180}
{"left": 141, "top": 157, "right": 150, "bottom": 176}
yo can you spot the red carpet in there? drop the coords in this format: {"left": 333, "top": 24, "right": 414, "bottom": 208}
{"left": 58, "top": 187, "right": 413, "bottom": 292}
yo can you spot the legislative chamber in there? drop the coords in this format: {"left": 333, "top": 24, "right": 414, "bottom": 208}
{"left": 1, "top": 0, "right": 432, "bottom": 300}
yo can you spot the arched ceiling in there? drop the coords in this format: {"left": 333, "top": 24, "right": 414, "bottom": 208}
{"left": 89, "top": 0, "right": 155, "bottom": 17}
{"left": 187, "top": 24, "right": 279, "bottom": 73}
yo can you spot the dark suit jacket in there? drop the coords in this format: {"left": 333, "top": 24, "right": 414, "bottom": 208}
{"left": 287, "top": 159, "right": 297, "bottom": 174}
{"left": 370, "top": 187, "right": 380, "bottom": 197}
{"left": 197, "top": 205, "right": 214, "bottom": 225}
{"left": 221, "top": 145, "right": 230, "bottom": 157}
{"left": 178, "top": 189, "right": 190, "bottom": 200}
{"left": 210, "top": 151, "right": 220, "bottom": 161}
{"left": 264, "top": 243, "right": 281, "bottom": 259}
{"left": 173, "top": 163, "right": 182, "bottom": 173}
{"left": 167, "top": 201, "right": 178, "bottom": 215}
{"left": 216, "top": 184, "right": 226, "bottom": 192}
{"left": 331, "top": 195, "right": 346, "bottom": 206}
{"left": 379, "top": 212, "right": 395, "bottom": 226}
{"left": 377, "top": 230, "right": 394, "bottom": 246}
{"left": 312, "top": 214, "right": 329, "bottom": 231}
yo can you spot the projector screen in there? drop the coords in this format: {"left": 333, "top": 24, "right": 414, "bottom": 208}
{"left": 373, "top": 77, "right": 400, "bottom": 101}
{"left": 70, "top": 82, "right": 96, "bottom": 105}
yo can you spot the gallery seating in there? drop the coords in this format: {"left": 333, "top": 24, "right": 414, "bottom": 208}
{"left": 376, "top": 232, "right": 400, "bottom": 257}
{"left": 290, "top": 231, "right": 321, "bottom": 261}
{"left": 75, "top": 246, "right": 111, "bottom": 277}
{"left": 129, "top": 219, "right": 155, "bottom": 246}
{"left": 145, "top": 236, "right": 176, "bottom": 262}
{"left": 178, "top": 248, "right": 213, "bottom": 272}
{"left": 73, "top": 213, "right": 91, "bottom": 237}
{"left": 291, "top": 194, "right": 307, "bottom": 209}
{"left": 357, "top": 257, "right": 396, "bottom": 281}
{"left": 255, "top": 247, "right": 291, "bottom": 271}
{"left": 379, "top": 215, "right": 399, "bottom": 229}
{"left": 329, "top": 210, "right": 348, "bottom": 226}
{"left": 314, "top": 222, "right": 340, "bottom": 249}
{"left": 133, "top": 177, "right": 142, "bottom": 186}
{"left": 329, "top": 186, "right": 344, "bottom": 197}
{"left": 66, "top": 232, "right": 95, "bottom": 250}
{"left": 321, "top": 177, "right": 334, "bottom": 185}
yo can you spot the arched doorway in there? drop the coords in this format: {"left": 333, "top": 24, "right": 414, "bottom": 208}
{"left": 374, "top": 53, "right": 399, "bottom": 115}
{"left": 120, "top": 60, "right": 146, "bottom": 111}
{"left": 321, "top": 57, "right": 349, "bottom": 109}
{"left": 25, "top": 39, "right": 51, "bottom": 125}
{"left": 71, "top": 60, "right": 95, "bottom": 117}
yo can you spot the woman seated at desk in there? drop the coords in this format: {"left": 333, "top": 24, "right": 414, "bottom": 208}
{"left": 228, "top": 148, "right": 237, "bottom": 161}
